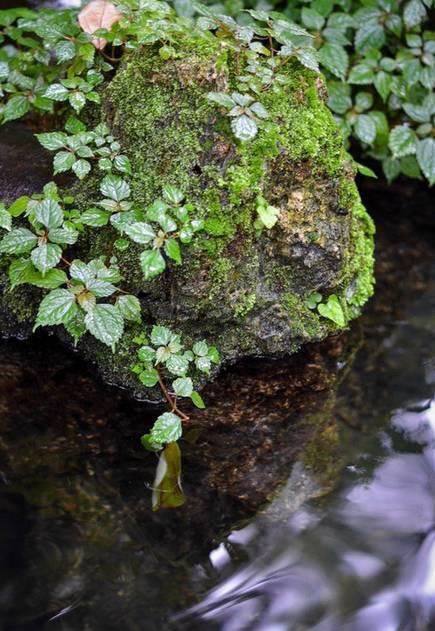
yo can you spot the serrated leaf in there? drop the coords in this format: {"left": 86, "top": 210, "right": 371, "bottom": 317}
{"left": 48, "top": 227, "right": 79, "bottom": 245}
{"left": 31, "top": 243, "right": 62, "bottom": 275}
{"left": 231, "top": 115, "right": 258, "bottom": 141}
{"left": 164, "top": 239, "right": 182, "bottom": 264}
{"left": 295, "top": 48, "right": 320, "bottom": 72}
{"left": 36, "top": 132, "right": 67, "bottom": 151}
{"left": 117, "top": 295, "right": 141, "bottom": 322}
{"left": 166, "top": 354, "right": 190, "bottom": 377}
{"left": 151, "top": 326, "right": 173, "bottom": 346}
{"left": 100, "top": 174, "right": 130, "bottom": 202}
{"left": 54, "top": 151, "right": 76, "bottom": 174}
{"left": 193, "top": 340, "right": 208, "bottom": 356}
{"left": 162, "top": 184, "right": 184, "bottom": 205}
{"left": 173, "top": 377, "right": 193, "bottom": 397}
{"left": 81, "top": 207, "right": 110, "bottom": 226}
{"left": 86, "top": 278, "right": 117, "bottom": 297}
{"left": 35, "top": 288, "right": 77, "bottom": 329}
{"left": 113, "top": 154, "right": 131, "bottom": 175}
{"left": 8, "top": 259, "right": 34, "bottom": 288}
{"left": 30, "top": 268, "right": 68, "bottom": 289}
{"left": 0, "top": 228, "right": 37, "bottom": 255}
{"left": 374, "top": 71, "right": 392, "bottom": 102}
{"left": 416, "top": 138, "right": 435, "bottom": 185}
{"left": 45, "top": 83, "right": 69, "bottom": 101}
{"left": 2, "top": 96, "right": 31, "bottom": 123}
{"left": 348, "top": 64, "right": 375, "bottom": 84}
{"left": 389, "top": 125, "right": 418, "bottom": 158}
{"left": 355, "top": 21, "right": 385, "bottom": 52}
{"left": 124, "top": 222, "right": 155, "bottom": 244}
{"left": 139, "top": 369, "right": 159, "bottom": 387}
{"left": 196, "top": 356, "right": 211, "bottom": 373}
{"left": 318, "top": 43, "right": 348, "bottom": 80}
{"left": 151, "top": 412, "right": 183, "bottom": 444}
{"left": 72, "top": 159, "right": 91, "bottom": 180}
{"left": 84, "top": 303, "right": 124, "bottom": 349}
{"left": 301, "top": 7, "right": 324, "bottom": 30}
{"left": 35, "top": 199, "right": 64, "bottom": 229}
{"left": 69, "top": 92, "right": 86, "bottom": 114}
{"left": 54, "top": 40, "right": 76, "bottom": 63}
{"left": 140, "top": 249, "right": 166, "bottom": 280}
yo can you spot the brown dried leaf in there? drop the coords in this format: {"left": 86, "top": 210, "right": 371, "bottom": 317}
{"left": 78, "top": 0, "right": 121, "bottom": 51}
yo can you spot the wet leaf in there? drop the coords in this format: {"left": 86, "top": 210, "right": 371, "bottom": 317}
{"left": 78, "top": 0, "right": 122, "bottom": 50}
{"left": 152, "top": 442, "right": 186, "bottom": 511}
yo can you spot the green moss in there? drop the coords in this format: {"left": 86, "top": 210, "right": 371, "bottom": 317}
{"left": 282, "top": 293, "right": 328, "bottom": 340}
{"left": 234, "top": 292, "right": 256, "bottom": 318}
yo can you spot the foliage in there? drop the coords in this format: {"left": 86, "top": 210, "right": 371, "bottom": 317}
{"left": 189, "top": 0, "right": 435, "bottom": 184}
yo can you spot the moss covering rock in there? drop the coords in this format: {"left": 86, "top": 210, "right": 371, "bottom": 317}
{"left": 0, "top": 32, "right": 374, "bottom": 394}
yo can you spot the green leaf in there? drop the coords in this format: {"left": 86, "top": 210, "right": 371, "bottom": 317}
{"left": 8, "top": 196, "right": 29, "bottom": 218}
{"left": 389, "top": 125, "right": 418, "bottom": 158}
{"left": 31, "top": 243, "right": 62, "bottom": 275}
{"left": 8, "top": 259, "right": 35, "bottom": 288}
{"left": 124, "top": 222, "right": 155, "bottom": 244}
{"left": 151, "top": 412, "right": 183, "bottom": 445}
{"left": 44, "top": 83, "right": 69, "bottom": 101}
{"left": 36, "top": 132, "right": 67, "bottom": 151}
{"left": 354, "top": 114, "right": 377, "bottom": 144}
{"left": 0, "top": 228, "right": 37, "bottom": 255}
{"left": 166, "top": 354, "right": 190, "bottom": 377}
{"left": 355, "top": 162, "right": 377, "bottom": 178}
{"left": 327, "top": 82, "right": 352, "bottom": 114}
{"left": 34, "top": 288, "right": 77, "bottom": 329}
{"left": 173, "top": 377, "right": 193, "bottom": 397}
{"left": 69, "top": 91, "right": 86, "bottom": 113}
{"left": 196, "top": 356, "right": 211, "bottom": 373}
{"left": 383, "top": 157, "right": 401, "bottom": 183}
{"left": 162, "top": 184, "right": 184, "bottom": 205}
{"left": 113, "top": 154, "right": 132, "bottom": 175}
{"left": 257, "top": 201, "right": 280, "bottom": 229}
{"left": 54, "top": 151, "right": 76, "bottom": 174}
{"left": 355, "top": 22, "right": 385, "bottom": 52}
{"left": 2, "top": 95, "right": 30, "bottom": 123}
{"left": 193, "top": 340, "right": 208, "bottom": 356}
{"left": 416, "top": 138, "right": 435, "bottom": 185}
{"left": 404, "top": 0, "right": 427, "bottom": 29}
{"left": 35, "top": 199, "right": 64, "bottom": 229}
{"left": 100, "top": 175, "right": 131, "bottom": 202}
{"left": 140, "top": 249, "right": 166, "bottom": 280}
{"left": 151, "top": 442, "right": 185, "bottom": 511}
{"left": 54, "top": 39, "right": 76, "bottom": 62}
{"left": 146, "top": 200, "right": 169, "bottom": 224}
{"left": 137, "top": 345, "right": 156, "bottom": 362}
{"left": 207, "top": 92, "right": 235, "bottom": 109}
{"left": 151, "top": 325, "right": 173, "bottom": 346}
{"left": 72, "top": 159, "right": 91, "bottom": 180}
{"left": 231, "top": 115, "right": 258, "bottom": 141}
{"left": 81, "top": 207, "right": 110, "bottom": 226}
{"left": 28, "top": 268, "right": 68, "bottom": 289}
{"left": 301, "top": 7, "right": 325, "bottom": 30}
{"left": 348, "top": 64, "right": 375, "bottom": 84}
{"left": 65, "top": 117, "right": 86, "bottom": 134}
{"left": 48, "top": 227, "right": 79, "bottom": 245}
{"left": 139, "top": 369, "right": 159, "bottom": 387}
{"left": 64, "top": 310, "right": 86, "bottom": 346}
{"left": 164, "top": 239, "right": 182, "bottom": 264}
{"left": 317, "top": 294, "right": 346, "bottom": 327}
{"left": 141, "top": 433, "right": 163, "bottom": 452}
{"left": 84, "top": 303, "right": 124, "bottom": 350}
{"left": 374, "top": 71, "right": 392, "bottom": 102}
{"left": 318, "top": 43, "right": 348, "bottom": 80}
{"left": 117, "top": 295, "right": 141, "bottom": 322}
{"left": 0, "top": 206, "right": 11, "bottom": 231}
{"left": 208, "top": 346, "right": 220, "bottom": 363}
{"left": 191, "top": 391, "right": 206, "bottom": 409}
{"left": 250, "top": 102, "right": 269, "bottom": 119}
{"left": 294, "top": 48, "right": 320, "bottom": 72}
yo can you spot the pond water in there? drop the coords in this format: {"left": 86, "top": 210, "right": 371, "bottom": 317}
{"left": 1, "top": 119, "right": 435, "bottom": 631}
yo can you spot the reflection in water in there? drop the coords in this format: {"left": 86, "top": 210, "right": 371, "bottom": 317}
{"left": 177, "top": 261, "right": 435, "bottom": 631}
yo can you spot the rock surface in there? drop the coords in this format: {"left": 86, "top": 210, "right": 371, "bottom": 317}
{"left": 0, "top": 43, "right": 375, "bottom": 394}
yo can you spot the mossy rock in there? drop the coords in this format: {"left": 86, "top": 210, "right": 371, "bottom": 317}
{"left": 1, "top": 40, "right": 375, "bottom": 395}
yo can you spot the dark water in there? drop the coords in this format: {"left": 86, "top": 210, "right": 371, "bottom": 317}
{"left": 0, "top": 123, "right": 434, "bottom": 631}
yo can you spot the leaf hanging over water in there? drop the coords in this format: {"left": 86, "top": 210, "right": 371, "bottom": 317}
{"left": 78, "top": 0, "right": 121, "bottom": 50}
{"left": 152, "top": 442, "right": 186, "bottom": 511}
